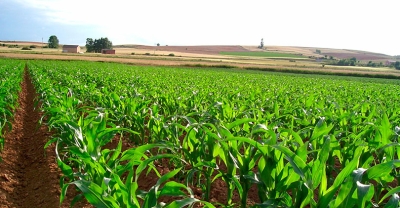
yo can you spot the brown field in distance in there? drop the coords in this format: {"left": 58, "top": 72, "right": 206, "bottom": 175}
{"left": 1, "top": 40, "right": 399, "bottom": 77}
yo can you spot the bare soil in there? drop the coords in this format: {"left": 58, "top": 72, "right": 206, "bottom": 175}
{"left": 0, "top": 67, "right": 90, "bottom": 208}
{"left": 130, "top": 45, "right": 250, "bottom": 55}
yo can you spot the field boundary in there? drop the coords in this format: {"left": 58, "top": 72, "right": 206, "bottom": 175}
{"left": 1, "top": 53, "right": 400, "bottom": 79}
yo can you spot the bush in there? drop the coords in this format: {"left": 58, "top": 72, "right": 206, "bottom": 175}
{"left": 42, "top": 46, "right": 49, "bottom": 48}
{"left": 168, "top": 53, "right": 175, "bottom": 56}
{"left": 21, "top": 47, "right": 32, "bottom": 50}
{"left": 336, "top": 57, "right": 357, "bottom": 66}
{"left": 29, "top": 45, "right": 36, "bottom": 48}
{"left": 395, "top": 61, "right": 400, "bottom": 70}
{"left": 367, "top": 61, "right": 377, "bottom": 67}
{"left": 131, "top": 52, "right": 135, "bottom": 55}
{"left": 144, "top": 53, "right": 151, "bottom": 55}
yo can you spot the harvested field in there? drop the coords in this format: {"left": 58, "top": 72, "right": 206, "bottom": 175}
{"left": 117, "top": 45, "right": 250, "bottom": 55}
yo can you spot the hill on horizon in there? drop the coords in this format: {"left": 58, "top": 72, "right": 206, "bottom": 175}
{"left": 1, "top": 40, "right": 398, "bottom": 61}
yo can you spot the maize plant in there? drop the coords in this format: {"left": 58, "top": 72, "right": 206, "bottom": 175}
{"left": 0, "top": 59, "right": 24, "bottom": 161}
{"left": 27, "top": 59, "right": 400, "bottom": 207}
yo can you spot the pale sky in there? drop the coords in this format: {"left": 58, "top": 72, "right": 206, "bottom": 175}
{"left": 0, "top": 0, "right": 399, "bottom": 55}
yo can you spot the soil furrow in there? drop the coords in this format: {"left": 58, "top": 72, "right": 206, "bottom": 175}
{"left": 0, "top": 67, "right": 67, "bottom": 207}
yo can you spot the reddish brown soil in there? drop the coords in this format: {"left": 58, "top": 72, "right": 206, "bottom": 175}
{"left": 106, "top": 136, "right": 260, "bottom": 206}
{"left": 323, "top": 52, "right": 390, "bottom": 61}
{"left": 0, "top": 68, "right": 90, "bottom": 208}
{"left": 125, "top": 45, "right": 250, "bottom": 55}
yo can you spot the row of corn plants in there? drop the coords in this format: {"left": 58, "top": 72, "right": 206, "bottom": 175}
{"left": 0, "top": 59, "right": 24, "bottom": 161}
{"left": 28, "top": 59, "right": 400, "bottom": 207}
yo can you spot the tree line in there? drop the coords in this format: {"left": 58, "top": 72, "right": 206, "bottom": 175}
{"left": 47, "top": 35, "right": 113, "bottom": 53}
{"left": 85, "top": 37, "right": 113, "bottom": 53}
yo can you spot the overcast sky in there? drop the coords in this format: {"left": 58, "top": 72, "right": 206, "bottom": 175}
{"left": 0, "top": 0, "right": 399, "bottom": 55}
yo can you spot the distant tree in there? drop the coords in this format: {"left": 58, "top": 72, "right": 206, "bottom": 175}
{"left": 367, "top": 61, "right": 377, "bottom": 67}
{"left": 157, "top": 43, "right": 160, "bottom": 46}
{"left": 316, "top": 49, "right": 321, "bottom": 54}
{"left": 48, "top": 35, "right": 59, "bottom": 48}
{"left": 85, "top": 37, "right": 112, "bottom": 53}
{"left": 395, "top": 61, "right": 400, "bottom": 70}
{"left": 336, "top": 57, "right": 357, "bottom": 66}
{"left": 85, "top": 38, "right": 94, "bottom": 52}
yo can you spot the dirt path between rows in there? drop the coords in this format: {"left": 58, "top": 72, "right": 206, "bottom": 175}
{"left": 0, "top": 67, "right": 88, "bottom": 208}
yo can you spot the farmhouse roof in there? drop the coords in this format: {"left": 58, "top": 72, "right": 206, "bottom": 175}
{"left": 63, "top": 45, "right": 80, "bottom": 48}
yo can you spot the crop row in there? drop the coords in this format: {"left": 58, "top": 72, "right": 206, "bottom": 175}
{"left": 27, "top": 59, "right": 400, "bottom": 207}
{"left": 0, "top": 59, "right": 24, "bottom": 161}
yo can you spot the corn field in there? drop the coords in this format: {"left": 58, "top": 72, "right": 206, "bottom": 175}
{"left": 5, "top": 59, "right": 400, "bottom": 207}
{"left": 0, "top": 59, "right": 24, "bottom": 161}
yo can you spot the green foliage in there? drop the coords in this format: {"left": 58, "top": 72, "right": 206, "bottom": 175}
{"left": 316, "top": 49, "right": 321, "bottom": 54}
{"left": 0, "top": 60, "right": 24, "bottom": 161}
{"left": 336, "top": 57, "right": 357, "bottom": 66}
{"left": 395, "top": 61, "right": 400, "bottom": 70}
{"left": 21, "top": 47, "right": 31, "bottom": 50}
{"left": 365, "top": 61, "right": 384, "bottom": 67}
{"left": 29, "top": 45, "right": 36, "bottom": 48}
{"left": 48, "top": 35, "right": 59, "bottom": 48}
{"left": 85, "top": 37, "right": 112, "bottom": 53}
{"left": 27, "top": 60, "right": 400, "bottom": 207}
{"left": 168, "top": 53, "right": 175, "bottom": 56}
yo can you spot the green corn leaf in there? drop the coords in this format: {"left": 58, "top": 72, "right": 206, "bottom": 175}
{"left": 159, "top": 181, "right": 188, "bottom": 197}
{"left": 135, "top": 154, "right": 177, "bottom": 181}
{"left": 44, "top": 137, "right": 58, "bottom": 149}
{"left": 143, "top": 168, "right": 182, "bottom": 207}
{"left": 72, "top": 180, "right": 116, "bottom": 208}
{"left": 164, "top": 198, "right": 216, "bottom": 208}
{"left": 227, "top": 118, "right": 255, "bottom": 130}
{"left": 57, "top": 159, "right": 74, "bottom": 180}
{"left": 367, "top": 160, "right": 400, "bottom": 179}
{"left": 356, "top": 181, "right": 374, "bottom": 208}
{"left": 272, "top": 145, "right": 307, "bottom": 180}
{"left": 319, "top": 146, "right": 362, "bottom": 207}
{"left": 384, "top": 194, "right": 400, "bottom": 208}
{"left": 59, "top": 181, "right": 69, "bottom": 205}
{"left": 379, "top": 187, "right": 400, "bottom": 204}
